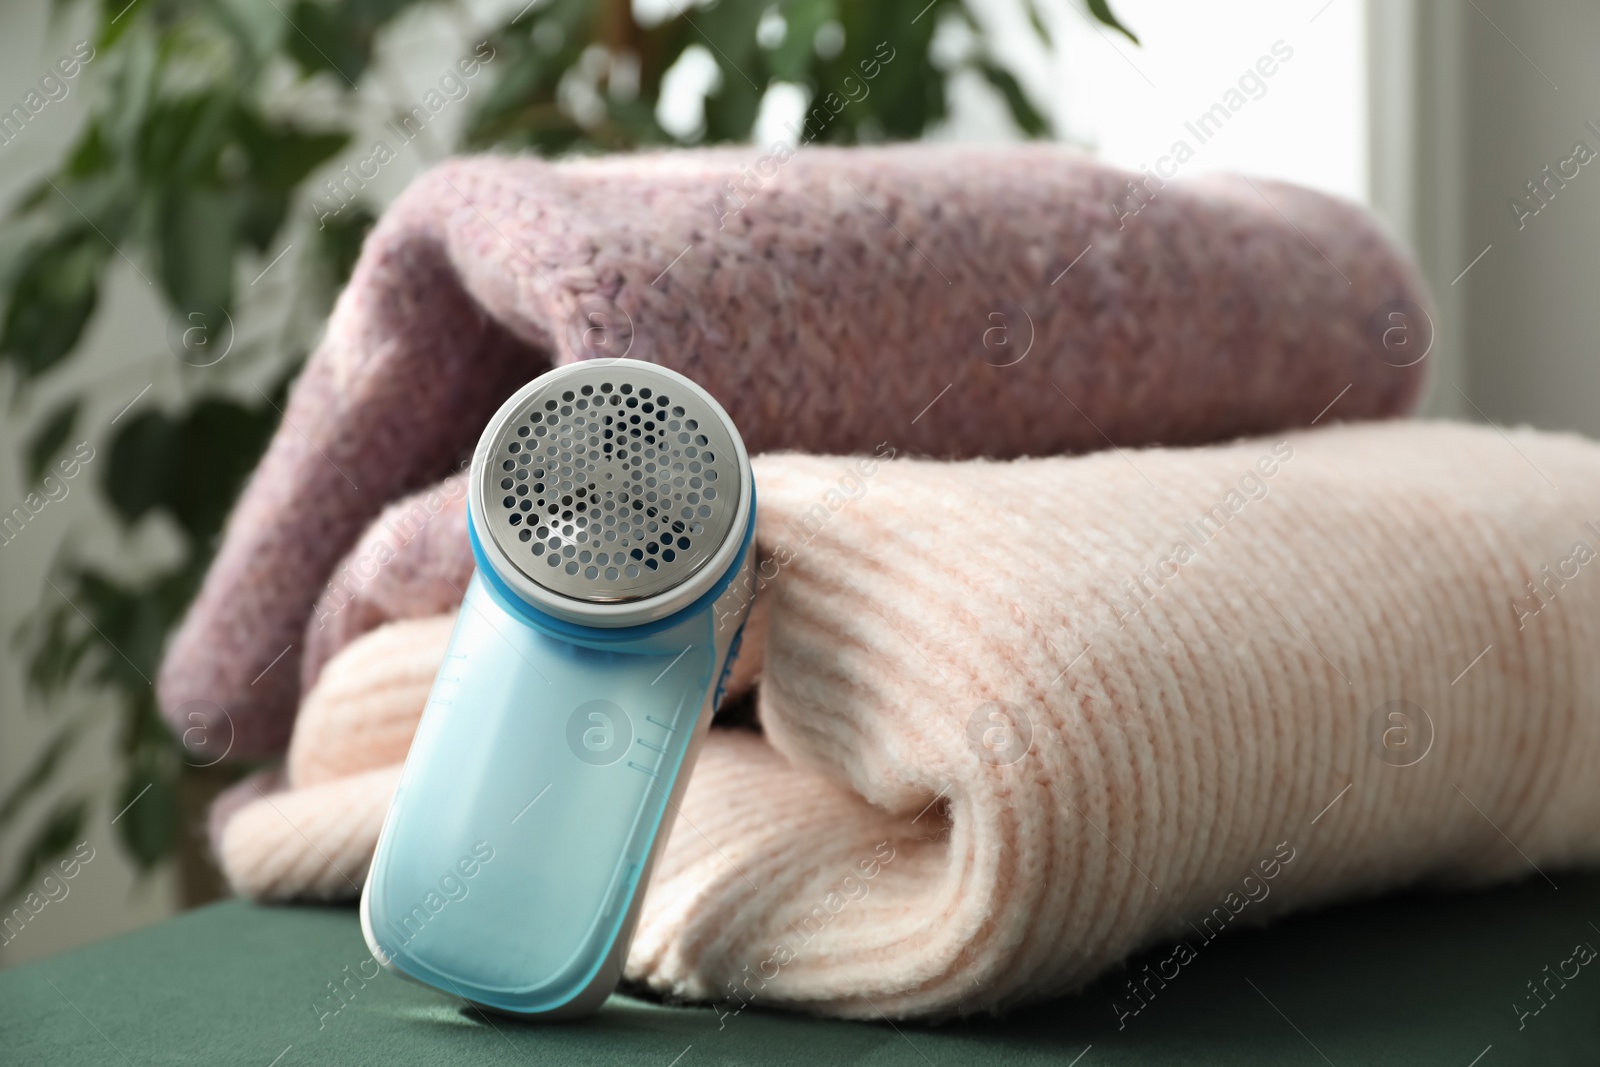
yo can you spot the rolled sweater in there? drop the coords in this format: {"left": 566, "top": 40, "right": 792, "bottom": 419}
{"left": 157, "top": 144, "right": 1430, "bottom": 757}
{"left": 216, "top": 421, "right": 1600, "bottom": 1019}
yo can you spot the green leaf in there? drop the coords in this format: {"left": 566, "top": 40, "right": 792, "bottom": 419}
{"left": 68, "top": 570, "right": 167, "bottom": 692}
{"left": 25, "top": 400, "right": 80, "bottom": 483}
{"left": 104, "top": 396, "right": 280, "bottom": 544}
{"left": 317, "top": 204, "right": 376, "bottom": 288}
{"left": 822, "top": 2, "right": 945, "bottom": 143}
{"left": 283, "top": 0, "right": 430, "bottom": 87}
{"left": 142, "top": 91, "right": 235, "bottom": 187}
{"left": 0, "top": 798, "right": 86, "bottom": 906}
{"left": 284, "top": 0, "right": 368, "bottom": 85}
{"left": 95, "top": 0, "right": 141, "bottom": 50}
{"left": 236, "top": 115, "right": 350, "bottom": 252}
{"left": 64, "top": 119, "right": 114, "bottom": 179}
{"left": 703, "top": 69, "right": 763, "bottom": 143}
{"left": 1086, "top": 0, "right": 1138, "bottom": 44}
{"left": 974, "top": 59, "right": 1049, "bottom": 137}
{"left": 0, "top": 232, "right": 108, "bottom": 380}
{"left": 768, "top": 0, "right": 836, "bottom": 82}
{"left": 242, "top": 123, "right": 349, "bottom": 194}
{"left": 115, "top": 769, "right": 175, "bottom": 870}
{"left": 103, "top": 410, "right": 178, "bottom": 525}
{"left": 168, "top": 397, "right": 280, "bottom": 543}
{"left": 691, "top": 0, "right": 765, "bottom": 80}
{"left": 0, "top": 728, "right": 77, "bottom": 829}
{"left": 1022, "top": 0, "right": 1052, "bottom": 47}
{"left": 159, "top": 185, "right": 236, "bottom": 312}
{"left": 15, "top": 597, "right": 94, "bottom": 700}
{"left": 98, "top": 28, "right": 158, "bottom": 152}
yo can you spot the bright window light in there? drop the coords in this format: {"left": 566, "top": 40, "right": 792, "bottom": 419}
{"left": 961, "top": 0, "right": 1368, "bottom": 204}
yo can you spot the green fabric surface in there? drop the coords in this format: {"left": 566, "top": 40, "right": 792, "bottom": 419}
{"left": 3, "top": 874, "right": 1598, "bottom": 1066}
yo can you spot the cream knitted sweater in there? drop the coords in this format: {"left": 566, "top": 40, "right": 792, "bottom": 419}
{"left": 218, "top": 422, "right": 1600, "bottom": 1019}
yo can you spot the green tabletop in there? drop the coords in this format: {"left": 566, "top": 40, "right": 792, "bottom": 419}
{"left": 3, "top": 872, "right": 1598, "bottom": 1065}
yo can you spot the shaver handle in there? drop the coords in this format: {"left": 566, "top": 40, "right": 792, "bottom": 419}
{"left": 361, "top": 563, "right": 750, "bottom": 1017}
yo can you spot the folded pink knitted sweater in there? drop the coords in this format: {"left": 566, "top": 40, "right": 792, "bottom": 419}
{"left": 157, "top": 145, "right": 1429, "bottom": 758}
{"left": 216, "top": 421, "right": 1600, "bottom": 1019}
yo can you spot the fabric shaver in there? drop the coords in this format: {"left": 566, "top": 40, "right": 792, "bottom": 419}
{"left": 361, "top": 358, "right": 756, "bottom": 1018}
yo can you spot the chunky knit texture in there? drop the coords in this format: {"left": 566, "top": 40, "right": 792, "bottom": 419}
{"left": 158, "top": 144, "right": 1430, "bottom": 757}
{"left": 216, "top": 422, "right": 1600, "bottom": 1019}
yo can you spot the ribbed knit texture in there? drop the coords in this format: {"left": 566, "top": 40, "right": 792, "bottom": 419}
{"left": 157, "top": 144, "right": 1430, "bottom": 758}
{"left": 217, "top": 422, "right": 1600, "bottom": 1018}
